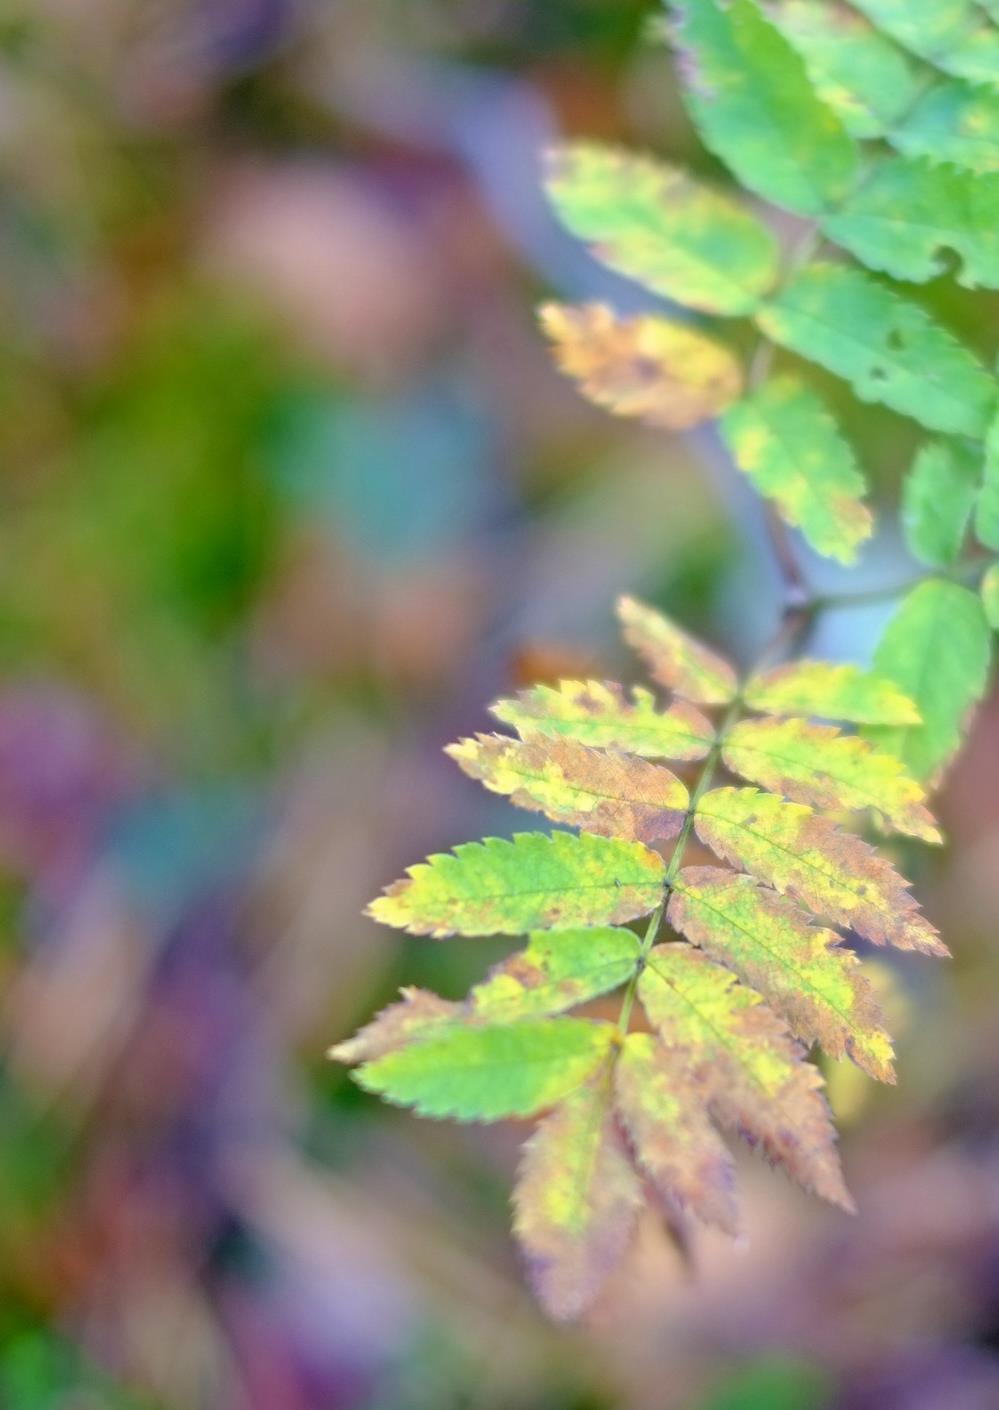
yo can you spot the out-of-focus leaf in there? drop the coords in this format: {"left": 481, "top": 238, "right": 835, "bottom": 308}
{"left": 902, "top": 439, "right": 980, "bottom": 567}
{"left": 849, "top": 0, "right": 999, "bottom": 83}
{"left": 693, "top": 786, "right": 945, "bottom": 953}
{"left": 982, "top": 563, "right": 999, "bottom": 630}
{"left": 893, "top": 81, "right": 999, "bottom": 172}
{"left": 617, "top": 594, "right": 738, "bottom": 704}
{"left": 446, "top": 733, "right": 688, "bottom": 843}
{"left": 976, "top": 409, "right": 999, "bottom": 550}
{"left": 540, "top": 302, "right": 743, "bottom": 430}
{"left": 756, "top": 264, "right": 996, "bottom": 437}
{"left": 721, "top": 375, "right": 871, "bottom": 564}
{"left": 367, "top": 831, "right": 667, "bottom": 937}
{"left": 865, "top": 579, "right": 992, "bottom": 780}
{"left": 544, "top": 142, "right": 779, "bottom": 315}
{"left": 667, "top": 0, "right": 858, "bottom": 215}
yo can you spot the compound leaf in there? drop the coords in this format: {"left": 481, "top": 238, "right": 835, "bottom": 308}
{"left": 617, "top": 594, "right": 738, "bottom": 705}
{"left": 902, "top": 439, "right": 980, "bottom": 568}
{"left": 544, "top": 142, "right": 779, "bottom": 315}
{"left": 668, "top": 0, "right": 858, "bottom": 215}
{"left": 721, "top": 375, "right": 872, "bottom": 564}
{"left": 669, "top": 868, "right": 895, "bottom": 1080}
{"left": 355, "top": 1018, "right": 615, "bottom": 1121}
{"left": 469, "top": 928, "right": 640, "bottom": 1022}
{"left": 368, "top": 831, "right": 667, "bottom": 937}
{"left": 756, "top": 264, "right": 996, "bottom": 438}
{"left": 893, "top": 81, "right": 999, "bottom": 173}
{"left": 823, "top": 157, "right": 999, "bottom": 288}
{"left": 638, "top": 945, "right": 852, "bottom": 1209}
{"left": 540, "top": 302, "right": 742, "bottom": 430}
{"left": 492, "top": 679, "right": 714, "bottom": 762}
{"left": 722, "top": 716, "right": 941, "bottom": 842}
{"left": 745, "top": 660, "right": 921, "bottom": 724}
{"left": 615, "top": 1032, "right": 739, "bottom": 1232}
{"left": 693, "top": 786, "right": 946, "bottom": 954}
{"left": 513, "top": 1072, "right": 643, "bottom": 1321}
{"left": 865, "top": 579, "right": 992, "bottom": 781}
{"left": 773, "top": 0, "right": 922, "bottom": 139}
{"left": 446, "top": 733, "right": 689, "bottom": 844}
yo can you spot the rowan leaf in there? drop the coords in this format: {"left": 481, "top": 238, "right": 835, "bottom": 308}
{"left": 543, "top": 142, "right": 779, "bottom": 316}
{"left": 865, "top": 579, "right": 992, "bottom": 781}
{"left": 446, "top": 733, "right": 689, "bottom": 844}
{"left": 667, "top": 0, "right": 858, "bottom": 216}
{"left": 491, "top": 679, "right": 714, "bottom": 761}
{"left": 614, "top": 1032, "right": 739, "bottom": 1233}
{"left": 773, "top": 0, "right": 922, "bottom": 139}
{"left": 513, "top": 1072, "right": 643, "bottom": 1321}
{"left": 893, "top": 81, "right": 999, "bottom": 173}
{"left": 367, "top": 831, "right": 667, "bottom": 938}
{"left": 902, "top": 440, "right": 980, "bottom": 568}
{"left": 849, "top": 0, "right": 999, "bottom": 83}
{"left": 638, "top": 945, "right": 852, "bottom": 1209}
{"left": 468, "top": 928, "right": 641, "bottom": 1022}
{"left": 756, "top": 264, "right": 996, "bottom": 438}
{"left": 539, "top": 302, "right": 743, "bottom": 430}
{"left": 721, "top": 375, "right": 872, "bottom": 565}
{"left": 617, "top": 594, "right": 738, "bottom": 705}
{"left": 823, "top": 157, "right": 999, "bottom": 288}
{"left": 745, "top": 660, "right": 921, "bottom": 725}
{"left": 976, "top": 410, "right": 999, "bottom": 551}
{"left": 982, "top": 563, "right": 999, "bottom": 630}
{"left": 669, "top": 867, "right": 895, "bottom": 1080}
{"left": 722, "top": 716, "right": 941, "bottom": 842}
{"left": 693, "top": 786, "right": 946, "bottom": 954}
{"left": 329, "top": 988, "right": 460, "bottom": 1064}
{"left": 355, "top": 1018, "right": 615, "bottom": 1122}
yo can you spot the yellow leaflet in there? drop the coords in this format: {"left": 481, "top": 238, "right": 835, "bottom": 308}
{"left": 539, "top": 302, "right": 743, "bottom": 430}
{"left": 447, "top": 732, "right": 689, "bottom": 844}
{"left": 722, "top": 715, "right": 941, "bottom": 842}
{"left": 669, "top": 867, "right": 895, "bottom": 1081}
{"left": 617, "top": 594, "right": 738, "bottom": 705}
{"left": 368, "top": 830, "right": 667, "bottom": 937}
{"left": 638, "top": 945, "right": 852, "bottom": 1209}
{"left": 745, "top": 659, "right": 921, "bottom": 724}
{"left": 694, "top": 786, "right": 946, "bottom": 955}
{"left": 615, "top": 1032, "right": 738, "bottom": 1232}
{"left": 513, "top": 1070, "right": 643, "bottom": 1321}
{"left": 491, "top": 678, "right": 714, "bottom": 760}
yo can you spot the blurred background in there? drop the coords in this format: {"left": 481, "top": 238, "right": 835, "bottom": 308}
{"left": 2, "top": 2, "right": 999, "bottom": 1407}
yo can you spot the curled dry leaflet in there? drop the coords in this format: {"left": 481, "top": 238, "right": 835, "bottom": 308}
{"left": 334, "top": 597, "right": 945, "bottom": 1320}
{"left": 332, "top": 0, "right": 999, "bottom": 1320}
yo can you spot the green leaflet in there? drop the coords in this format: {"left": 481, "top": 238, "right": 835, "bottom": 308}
{"left": 903, "top": 440, "right": 980, "bottom": 568}
{"left": 976, "top": 410, "right": 999, "bottom": 551}
{"left": 693, "top": 786, "right": 945, "bottom": 954}
{"left": 669, "top": 867, "right": 895, "bottom": 1080}
{"left": 773, "top": 0, "right": 922, "bottom": 139}
{"left": 744, "top": 660, "right": 921, "bottom": 724}
{"left": 468, "top": 928, "right": 641, "bottom": 1022}
{"left": 865, "top": 579, "right": 992, "bottom": 781}
{"left": 638, "top": 945, "right": 852, "bottom": 1209}
{"left": 491, "top": 678, "right": 714, "bottom": 761}
{"left": 722, "top": 715, "right": 941, "bottom": 842}
{"left": 368, "top": 830, "right": 667, "bottom": 937}
{"left": 543, "top": 142, "right": 779, "bottom": 316}
{"left": 823, "top": 157, "right": 999, "bottom": 288}
{"left": 982, "top": 564, "right": 999, "bottom": 630}
{"left": 848, "top": 0, "right": 999, "bottom": 82}
{"left": 893, "top": 82, "right": 999, "bottom": 173}
{"left": 721, "top": 375, "right": 871, "bottom": 565}
{"left": 513, "top": 1072, "right": 642, "bottom": 1320}
{"left": 667, "top": 0, "right": 858, "bottom": 216}
{"left": 355, "top": 1018, "right": 615, "bottom": 1121}
{"left": 756, "top": 264, "right": 996, "bottom": 438}
{"left": 446, "top": 732, "right": 689, "bottom": 844}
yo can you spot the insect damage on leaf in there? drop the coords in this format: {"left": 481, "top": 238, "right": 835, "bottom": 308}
{"left": 340, "top": 597, "right": 952, "bottom": 1319}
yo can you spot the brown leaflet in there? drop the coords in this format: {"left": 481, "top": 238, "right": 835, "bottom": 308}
{"left": 328, "top": 988, "right": 461, "bottom": 1063}
{"left": 617, "top": 594, "right": 738, "bottom": 704}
